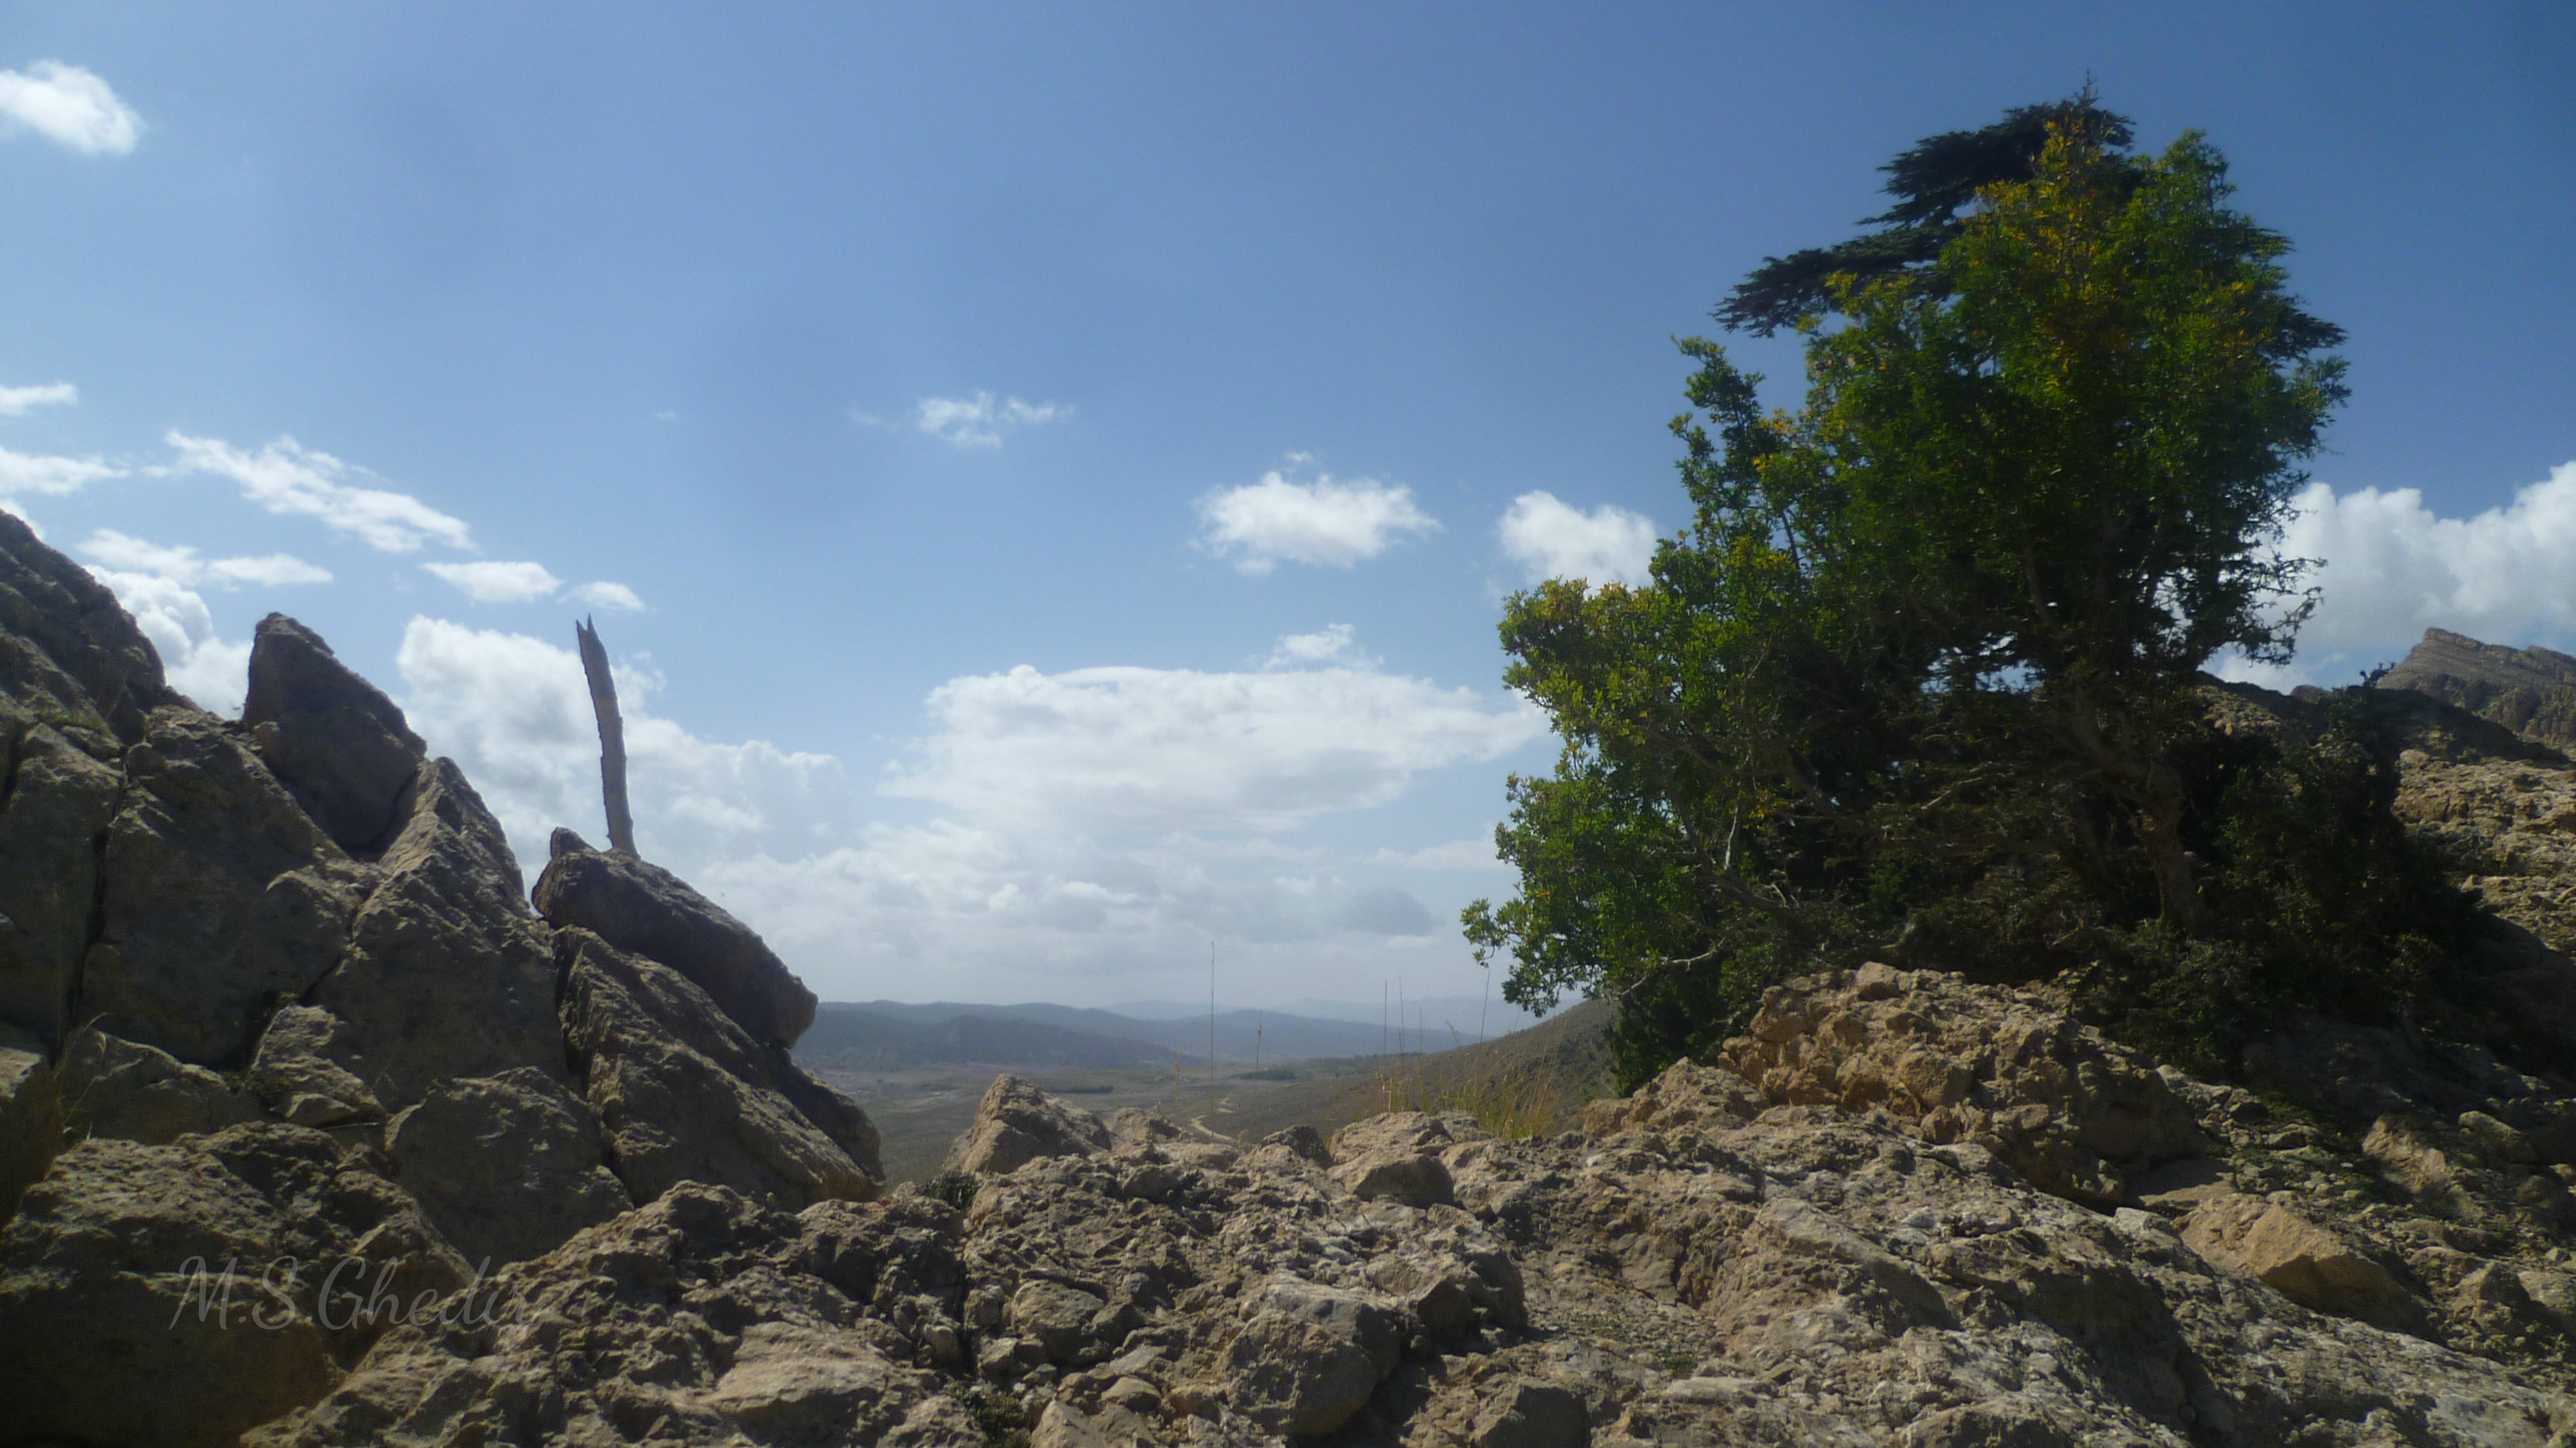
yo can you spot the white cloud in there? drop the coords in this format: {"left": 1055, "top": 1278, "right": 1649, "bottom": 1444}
{"left": 1370, "top": 836, "right": 1510, "bottom": 872}
{"left": 166, "top": 433, "right": 475, "bottom": 553}
{"left": 2222, "top": 462, "right": 2576, "bottom": 686}
{"left": 390, "top": 619, "right": 1540, "bottom": 1003}
{"left": 423, "top": 559, "right": 562, "bottom": 604}
{"left": 84, "top": 569, "right": 251, "bottom": 716}
{"left": 0, "top": 62, "right": 142, "bottom": 156}
{"left": 0, "top": 382, "right": 77, "bottom": 417}
{"left": 912, "top": 391, "right": 1073, "bottom": 449}
{"left": 573, "top": 580, "right": 645, "bottom": 612}
{"left": 883, "top": 656, "right": 1544, "bottom": 832}
{"left": 1198, "top": 469, "right": 1439, "bottom": 574}
{"left": 1265, "top": 623, "right": 1363, "bottom": 669}
{"left": 1499, "top": 491, "right": 1659, "bottom": 587}
{"left": 395, "top": 617, "right": 849, "bottom": 873}
{"left": 80, "top": 529, "right": 332, "bottom": 588}
{"left": 0, "top": 446, "right": 120, "bottom": 496}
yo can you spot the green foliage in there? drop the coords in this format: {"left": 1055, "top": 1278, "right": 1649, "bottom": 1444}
{"left": 922, "top": 1169, "right": 980, "bottom": 1212}
{"left": 1467, "top": 99, "right": 2474, "bottom": 1090}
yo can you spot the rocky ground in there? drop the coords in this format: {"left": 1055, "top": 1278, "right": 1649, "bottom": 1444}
{"left": 4, "top": 514, "right": 2576, "bottom": 1445}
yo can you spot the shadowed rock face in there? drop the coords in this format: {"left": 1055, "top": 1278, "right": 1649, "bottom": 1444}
{"left": 242, "top": 614, "right": 428, "bottom": 856}
{"left": 533, "top": 844, "right": 819, "bottom": 1048}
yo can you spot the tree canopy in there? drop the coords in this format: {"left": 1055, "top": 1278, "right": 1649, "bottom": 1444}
{"left": 1467, "top": 100, "right": 2478, "bottom": 1089}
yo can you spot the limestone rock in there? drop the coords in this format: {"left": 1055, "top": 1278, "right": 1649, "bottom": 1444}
{"left": 533, "top": 843, "right": 819, "bottom": 1047}
{"left": 248, "top": 1183, "right": 980, "bottom": 1447}
{"left": 0, "top": 715, "right": 121, "bottom": 1046}
{"left": 77, "top": 708, "right": 375, "bottom": 1066}
{"left": 248, "top": 1004, "right": 384, "bottom": 1127}
{"left": 384, "top": 1067, "right": 632, "bottom": 1268}
{"left": 0, "top": 507, "right": 181, "bottom": 744}
{"left": 57, "top": 1025, "right": 263, "bottom": 1145}
{"left": 0, "top": 1122, "right": 468, "bottom": 1448}
{"left": 1473, "top": 1382, "right": 1591, "bottom": 1448}
{"left": 300, "top": 759, "right": 565, "bottom": 1111}
{"left": 1715, "top": 965, "right": 2207, "bottom": 1205}
{"left": 1331, "top": 1111, "right": 1463, "bottom": 1207}
{"left": 241, "top": 615, "right": 426, "bottom": 855}
{"left": 1226, "top": 1275, "right": 1402, "bottom": 1437}
{"left": 946, "top": 1073, "right": 1111, "bottom": 1175}
{"left": 560, "top": 926, "right": 878, "bottom": 1209}
{"left": 0, "top": 1020, "right": 59, "bottom": 1219}
{"left": 2181, "top": 1192, "right": 2423, "bottom": 1331}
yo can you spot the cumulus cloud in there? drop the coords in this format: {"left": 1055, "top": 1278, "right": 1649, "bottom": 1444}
{"left": 82, "top": 529, "right": 331, "bottom": 588}
{"left": 0, "top": 62, "right": 142, "bottom": 156}
{"left": 388, "top": 617, "right": 1539, "bottom": 1002}
{"left": 395, "top": 617, "right": 848, "bottom": 870}
{"left": 1499, "top": 491, "right": 1658, "bottom": 587}
{"left": 423, "top": 559, "right": 562, "bottom": 604}
{"left": 912, "top": 391, "right": 1073, "bottom": 449}
{"left": 1265, "top": 623, "right": 1365, "bottom": 669}
{"left": 883, "top": 653, "right": 1544, "bottom": 832}
{"left": 0, "top": 382, "right": 77, "bottom": 417}
{"left": 84, "top": 569, "right": 251, "bottom": 715}
{"left": 1198, "top": 469, "right": 1439, "bottom": 574}
{"left": 166, "top": 433, "right": 475, "bottom": 553}
{"left": 573, "top": 580, "right": 646, "bottom": 612}
{"left": 2221, "top": 462, "right": 2576, "bottom": 686}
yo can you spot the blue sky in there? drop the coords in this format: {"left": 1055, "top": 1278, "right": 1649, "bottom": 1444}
{"left": 3, "top": 5, "right": 2570, "bottom": 1007}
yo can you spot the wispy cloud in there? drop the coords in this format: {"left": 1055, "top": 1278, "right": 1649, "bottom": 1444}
{"left": 911, "top": 391, "right": 1073, "bottom": 449}
{"left": 573, "top": 580, "right": 646, "bottom": 612}
{"left": 424, "top": 559, "right": 563, "bottom": 604}
{"left": 1265, "top": 623, "right": 1369, "bottom": 670}
{"left": 81, "top": 529, "right": 331, "bottom": 588}
{"left": 1198, "top": 467, "right": 1439, "bottom": 574}
{"left": 166, "top": 433, "right": 474, "bottom": 553}
{"left": 0, "top": 382, "right": 77, "bottom": 417}
{"left": 0, "top": 446, "right": 120, "bottom": 496}
{"left": 0, "top": 61, "right": 142, "bottom": 156}
{"left": 1498, "top": 490, "right": 1658, "bottom": 587}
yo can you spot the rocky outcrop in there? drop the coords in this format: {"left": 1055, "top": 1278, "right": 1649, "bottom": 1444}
{"left": 0, "top": 1022, "right": 57, "bottom": 1219}
{"left": 287, "top": 759, "right": 565, "bottom": 1113}
{"left": 0, "top": 508, "right": 180, "bottom": 743}
{"left": 383, "top": 1067, "right": 631, "bottom": 1268}
{"left": 55, "top": 1025, "right": 263, "bottom": 1145}
{"left": 2383, "top": 627, "right": 2576, "bottom": 749}
{"left": 945, "top": 1072, "right": 1113, "bottom": 1175}
{"left": 1714, "top": 960, "right": 2208, "bottom": 1205}
{"left": 0, "top": 1122, "right": 470, "bottom": 1448}
{"left": 80, "top": 708, "right": 377, "bottom": 1066}
{"left": 534, "top": 838, "right": 819, "bottom": 1047}
{"left": 559, "top": 926, "right": 880, "bottom": 1208}
{"left": 241, "top": 614, "right": 427, "bottom": 855}
{"left": 0, "top": 715, "right": 121, "bottom": 1046}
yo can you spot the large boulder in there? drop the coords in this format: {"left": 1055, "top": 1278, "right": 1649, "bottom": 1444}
{"left": 0, "top": 508, "right": 181, "bottom": 744}
{"left": 383, "top": 1067, "right": 631, "bottom": 1268}
{"left": 945, "top": 1073, "right": 1110, "bottom": 1175}
{"left": 558, "top": 927, "right": 878, "bottom": 1209}
{"left": 292, "top": 759, "right": 567, "bottom": 1112}
{"left": 1716, "top": 963, "right": 2208, "bottom": 1205}
{"left": 0, "top": 1122, "right": 469, "bottom": 1448}
{"left": 57, "top": 1025, "right": 263, "bottom": 1145}
{"left": 1329, "top": 1110, "right": 1461, "bottom": 1208}
{"left": 76, "top": 708, "right": 375, "bottom": 1066}
{"left": 2181, "top": 1191, "right": 2423, "bottom": 1331}
{"left": 241, "top": 614, "right": 427, "bottom": 856}
{"left": 1224, "top": 1275, "right": 1403, "bottom": 1438}
{"left": 533, "top": 840, "right": 817, "bottom": 1047}
{"left": 0, "top": 1020, "right": 59, "bottom": 1219}
{"left": 0, "top": 714, "right": 122, "bottom": 1047}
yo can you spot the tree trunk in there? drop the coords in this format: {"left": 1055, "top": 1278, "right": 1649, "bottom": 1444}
{"left": 574, "top": 617, "right": 636, "bottom": 856}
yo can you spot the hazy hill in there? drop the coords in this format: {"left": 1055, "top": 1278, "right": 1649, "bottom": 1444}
{"left": 806, "top": 1000, "right": 1401, "bottom": 1067}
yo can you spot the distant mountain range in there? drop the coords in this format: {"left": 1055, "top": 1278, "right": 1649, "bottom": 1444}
{"left": 793, "top": 997, "right": 1538, "bottom": 1073}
